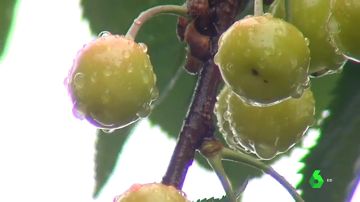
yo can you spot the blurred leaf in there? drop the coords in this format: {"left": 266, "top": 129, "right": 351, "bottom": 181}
{"left": 310, "top": 72, "right": 342, "bottom": 122}
{"left": 298, "top": 61, "right": 360, "bottom": 202}
{"left": 94, "top": 125, "right": 135, "bottom": 197}
{"left": 195, "top": 196, "right": 229, "bottom": 202}
{"left": 81, "top": 0, "right": 196, "bottom": 196}
{"left": 0, "top": 0, "right": 17, "bottom": 60}
{"left": 150, "top": 69, "right": 196, "bottom": 137}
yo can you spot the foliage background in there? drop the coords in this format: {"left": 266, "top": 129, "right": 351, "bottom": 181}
{"left": 0, "top": 0, "right": 359, "bottom": 202}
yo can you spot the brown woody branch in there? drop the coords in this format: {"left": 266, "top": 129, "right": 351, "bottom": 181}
{"left": 162, "top": 0, "right": 244, "bottom": 189}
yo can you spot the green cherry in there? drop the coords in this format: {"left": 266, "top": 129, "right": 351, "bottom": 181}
{"left": 328, "top": 0, "right": 360, "bottom": 62}
{"left": 288, "top": 0, "right": 347, "bottom": 75}
{"left": 67, "top": 34, "right": 157, "bottom": 130}
{"left": 215, "top": 14, "right": 310, "bottom": 106}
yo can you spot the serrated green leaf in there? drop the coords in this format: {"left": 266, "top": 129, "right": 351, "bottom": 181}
{"left": 94, "top": 125, "right": 135, "bottom": 197}
{"left": 298, "top": 61, "right": 360, "bottom": 202}
{"left": 0, "top": 0, "right": 17, "bottom": 60}
{"left": 195, "top": 195, "right": 229, "bottom": 202}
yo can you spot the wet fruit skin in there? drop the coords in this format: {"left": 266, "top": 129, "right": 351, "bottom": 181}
{"left": 67, "top": 34, "right": 157, "bottom": 129}
{"left": 114, "top": 183, "right": 189, "bottom": 202}
{"left": 328, "top": 0, "right": 360, "bottom": 62}
{"left": 215, "top": 14, "right": 310, "bottom": 106}
{"left": 214, "top": 86, "right": 252, "bottom": 151}
{"left": 288, "top": 0, "right": 347, "bottom": 75}
{"left": 227, "top": 88, "right": 315, "bottom": 160}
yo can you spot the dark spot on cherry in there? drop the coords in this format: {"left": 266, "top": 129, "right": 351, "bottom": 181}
{"left": 251, "top": 68, "right": 259, "bottom": 76}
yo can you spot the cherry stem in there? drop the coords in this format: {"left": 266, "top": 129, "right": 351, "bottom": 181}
{"left": 126, "top": 5, "right": 188, "bottom": 40}
{"left": 221, "top": 148, "right": 305, "bottom": 202}
{"left": 207, "top": 155, "right": 237, "bottom": 202}
{"left": 201, "top": 142, "right": 237, "bottom": 202}
{"left": 254, "top": 0, "right": 264, "bottom": 16}
{"left": 269, "top": 0, "right": 288, "bottom": 20}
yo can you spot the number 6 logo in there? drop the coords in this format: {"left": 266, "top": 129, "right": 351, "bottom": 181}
{"left": 309, "top": 169, "right": 325, "bottom": 189}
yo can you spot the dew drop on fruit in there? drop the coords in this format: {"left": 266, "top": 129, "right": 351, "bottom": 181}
{"left": 90, "top": 72, "right": 97, "bottom": 83}
{"left": 302, "top": 76, "right": 311, "bottom": 88}
{"left": 127, "top": 66, "right": 133, "bottom": 73}
{"left": 223, "top": 110, "right": 231, "bottom": 121}
{"left": 98, "top": 31, "right": 111, "bottom": 38}
{"left": 214, "top": 52, "right": 221, "bottom": 64}
{"left": 103, "top": 66, "right": 112, "bottom": 77}
{"left": 136, "top": 104, "right": 151, "bottom": 118}
{"left": 334, "top": 47, "right": 342, "bottom": 55}
{"left": 304, "top": 37, "right": 310, "bottom": 46}
{"left": 150, "top": 87, "right": 159, "bottom": 101}
{"left": 134, "top": 19, "right": 142, "bottom": 25}
{"left": 124, "top": 51, "right": 130, "bottom": 59}
{"left": 142, "top": 74, "right": 150, "bottom": 84}
{"left": 101, "top": 90, "right": 111, "bottom": 104}
{"left": 73, "top": 72, "right": 85, "bottom": 89}
{"left": 291, "top": 85, "right": 305, "bottom": 99}
{"left": 275, "top": 27, "right": 284, "bottom": 36}
{"left": 72, "top": 103, "right": 86, "bottom": 120}
{"left": 101, "top": 128, "right": 116, "bottom": 134}
{"left": 138, "top": 43, "right": 148, "bottom": 53}
{"left": 254, "top": 143, "right": 277, "bottom": 160}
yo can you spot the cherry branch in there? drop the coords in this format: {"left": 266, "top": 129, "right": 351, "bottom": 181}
{"left": 161, "top": 60, "right": 221, "bottom": 188}
{"left": 161, "top": 0, "right": 243, "bottom": 189}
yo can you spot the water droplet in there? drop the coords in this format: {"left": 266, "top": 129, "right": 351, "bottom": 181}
{"left": 127, "top": 67, "right": 133, "bottom": 73}
{"left": 74, "top": 72, "right": 85, "bottom": 89}
{"left": 72, "top": 103, "right": 86, "bottom": 120}
{"left": 255, "top": 143, "right": 277, "bottom": 160}
{"left": 101, "top": 90, "right": 111, "bottom": 104}
{"left": 124, "top": 51, "right": 130, "bottom": 59}
{"left": 302, "top": 77, "right": 311, "bottom": 88}
{"left": 274, "top": 137, "right": 280, "bottom": 147}
{"left": 103, "top": 66, "right": 112, "bottom": 76}
{"left": 102, "top": 128, "right": 116, "bottom": 134}
{"left": 90, "top": 72, "right": 98, "bottom": 83}
{"left": 136, "top": 104, "right": 151, "bottom": 118}
{"left": 223, "top": 110, "right": 231, "bottom": 121}
{"left": 134, "top": 19, "right": 142, "bottom": 25}
{"left": 275, "top": 27, "right": 284, "bottom": 35}
{"left": 291, "top": 85, "right": 304, "bottom": 98}
{"left": 138, "top": 43, "right": 148, "bottom": 53}
{"left": 98, "top": 31, "right": 111, "bottom": 38}
{"left": 214, "top": 53, "right": 220, "bottom": 64}
{"left": 142, "top": 75, "right": 150, "bottom": 84}
{"left": 304, "top": 37, "right": 310, "bottom": 46}
{"left": 244, "top": 49, "right": 251, "bottom": 57}
{"left": 225, "top": 63, "right": 233, "bottom": 71}
{"left": 335, "top": 47, "right": 342, "bottom": 55}
{"left": 150, "top": 87, "right": 159, "bottom": 101}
